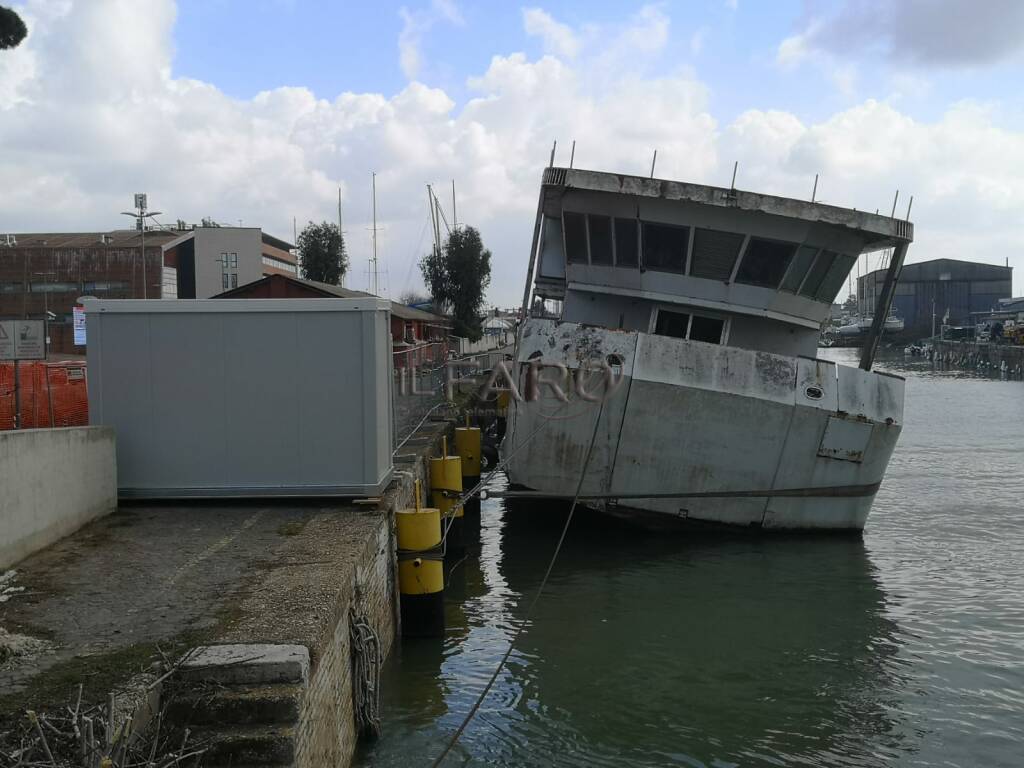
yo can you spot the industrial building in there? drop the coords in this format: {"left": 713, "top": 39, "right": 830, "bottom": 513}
{"left": 0, "top": 225, "right": 295, "bottom": 355}
{"left": 858, "top": 258, "right": 1012, "bottom": 336}
{"left": 161, "top": 227, "right": 297, "bottom": 298}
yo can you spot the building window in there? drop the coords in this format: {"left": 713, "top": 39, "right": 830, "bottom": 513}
{"left": 690, "top": 228, "right": 744, "bottom": 280}
{"left": 222, "top": 273, "right": 230, "bottom": 290}
{"left": 262, "top": 255, "right": 298, "bottom": 274}
{"left": 735, "top": 238, "right": 797, "bottom": 288}
{"left": 0, "top": 281, "right": 23, "bottom": 294}
{"left": 588, "top": 215, "right": 613, "bottom": 265}
{"left": 652, "top": 308, "right": 726, "bottom": 344}
{"left": 563, "top": 212, "right": 588, "bottom": 263}
{"left": 230, "top": 273, "right": 238, "bottom": 288}
{"left": 230, "top": 253, "right": 238, "bottom": 268}
{"left": 614, "top": 218, "right": 639, "bottom": 267}
{"left": 642, "top": 222, "right": 689, "bottom": 272}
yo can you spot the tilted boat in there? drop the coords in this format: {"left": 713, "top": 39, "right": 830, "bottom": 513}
{"left": 502, "top": 167, "right": 913, "bottom": 531}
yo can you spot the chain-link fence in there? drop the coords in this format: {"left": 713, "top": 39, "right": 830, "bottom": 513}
{"left": 392, "top": 342, "right": 450, "bottom": 452}
{"left": 0, "top": 361, "right": 89, "bottom": 430}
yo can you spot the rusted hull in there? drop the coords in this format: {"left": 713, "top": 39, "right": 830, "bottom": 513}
{"left": 503, "top": 320, "right": 904, "bottom": 531}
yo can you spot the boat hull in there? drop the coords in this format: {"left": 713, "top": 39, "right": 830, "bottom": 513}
{"left": 503, "top": 320, "right": 904, "bottom": 531}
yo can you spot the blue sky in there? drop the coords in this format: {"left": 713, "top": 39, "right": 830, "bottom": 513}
{"left": 172, "top": 0, "right": 1023, "bottom": 126}
{"left": 3, "top": 0, "right": 1023, "bottom": 301}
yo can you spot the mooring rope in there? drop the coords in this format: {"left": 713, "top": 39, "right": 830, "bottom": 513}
{"left": 429, "top": 398, "right": 607, "bottom": 767}
{"left": 349, "top": 608, "right": 383, "bottom": 740}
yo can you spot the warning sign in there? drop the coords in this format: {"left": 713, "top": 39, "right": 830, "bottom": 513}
{"left": 0, "top": 320, "right": 46, "bottom": 360}
{"left": 0, "top": 321, "right": 12, "bottom": 360}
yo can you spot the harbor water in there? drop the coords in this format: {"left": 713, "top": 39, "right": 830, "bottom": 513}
{"left": 360, "top": 348, "right": 1023, "bottom": 768}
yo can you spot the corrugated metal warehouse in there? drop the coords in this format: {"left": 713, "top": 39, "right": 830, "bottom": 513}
{"left": 858, "top": 258, "right": 1012, "bottom": 334}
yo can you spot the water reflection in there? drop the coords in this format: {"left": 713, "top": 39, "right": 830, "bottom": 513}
{"left": 364, "top": 494, "right": 909, "bottom": 767}
{"left": 364, "top": 351, "right": 1024, "bottom": 768}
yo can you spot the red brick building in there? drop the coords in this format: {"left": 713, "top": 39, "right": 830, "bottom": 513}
{"left": 1, "top": 227, "right": 296, "bottom": 356}
{"left": 215, "top": 274, "right": 451, "bottom": 367}
{"left": 0, "top": 229, "right": 185, "bottom": 355}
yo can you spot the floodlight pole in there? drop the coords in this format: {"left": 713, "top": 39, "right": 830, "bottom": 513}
{"left": 122, "top": 195, "right": 162, "bottom": 299}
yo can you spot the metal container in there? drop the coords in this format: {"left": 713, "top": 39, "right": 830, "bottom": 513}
{"left": 84, "top": 298, "right": 393, "bottom": 498}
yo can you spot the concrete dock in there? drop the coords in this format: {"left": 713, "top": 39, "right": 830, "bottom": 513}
{"left": 0, "top": 417, "right": 456, "bottom": 767}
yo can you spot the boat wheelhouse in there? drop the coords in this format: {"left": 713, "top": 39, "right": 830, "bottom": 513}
{"left": 503, "top": 167, "right": 913, "bottom": 530}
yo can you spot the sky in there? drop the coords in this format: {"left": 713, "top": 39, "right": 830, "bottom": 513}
{"left": 1, "top": 0, "right": 1023, "bottom": 304}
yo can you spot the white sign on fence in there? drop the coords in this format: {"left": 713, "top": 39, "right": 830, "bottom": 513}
{"left": 73, "top": 305, "right": 87, "bottom": 346}
{"left": 0, "top": 320, "right": 46, "bottom": 360}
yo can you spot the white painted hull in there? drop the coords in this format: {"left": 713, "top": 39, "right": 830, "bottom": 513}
{"left": 503, "top": 320, "right": 904, "bottom": 531}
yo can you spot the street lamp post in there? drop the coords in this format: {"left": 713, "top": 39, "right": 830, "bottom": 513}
{"left": 121, "top": 194, "right": 162, "bottom": 299}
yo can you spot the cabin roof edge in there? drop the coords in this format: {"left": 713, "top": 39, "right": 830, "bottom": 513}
{"left": 542, "top": 166, "right": 914, "bottom": 246}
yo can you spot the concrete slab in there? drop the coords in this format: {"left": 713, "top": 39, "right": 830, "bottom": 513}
{"left": 179, "top": 644, "right": 310, "bottom": 686}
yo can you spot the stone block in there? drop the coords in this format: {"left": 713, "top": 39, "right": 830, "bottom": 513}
{"left": 180, "top": 644, "right": 309, "bottom": 686}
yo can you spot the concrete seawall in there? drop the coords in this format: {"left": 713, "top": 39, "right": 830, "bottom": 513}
{"left": 933, "top": 340, "right": 1024, "bottom": 375}
{"left": 1, "top": 417, "right": 455, "bottom": 768}
{"left": 0, "top": 426, "right": 117, "bottom": 570}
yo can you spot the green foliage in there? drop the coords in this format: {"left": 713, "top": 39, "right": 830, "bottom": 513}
{"left": 297, "top": 220, "right": 347, "bottom": 285}
{"left": 0, "top": 6, "right": 27, "bottom": 50}
{"left": 420, "top": 226, "right": 492, "bottom": 341}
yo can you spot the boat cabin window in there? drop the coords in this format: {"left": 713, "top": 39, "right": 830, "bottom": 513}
{"left": 799, "top": 249, "right": 836, "bottom": 298}
{"left": 564, "top": 212, "right": 588, "bottom": 264}
{"left": 614, "top": 218, "right": 639, "bottom": 266}
{"left": 652, "top": 309, "right": 726, "bottom": 344}
{"left": 735, "top": 237, "right": 797, "bottom": 288}
{"left": 588, "top": 215, "right": 613, "bottom": 265}
{"left": 689, "top": 314, "right": 726, "bottom": 343}
{"left": 690, "top": 228, "right": 744, "bottom": 280}
{"left": 814, "top": 253, "right": 855, "bottom": 302}
{"left": 642, "top": 222, "right": 689, "bottom": 272}
{"left": 780, "top": 245, "right": 819, "bottom": 293}
{"left": 654, "top": 309, "right": 690, "bottom": 338}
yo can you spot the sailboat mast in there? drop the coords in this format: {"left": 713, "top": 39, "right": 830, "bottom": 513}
{"left": 371, "top": 172, "right": 378, "bottom": 296}
{"left": 338, "top": 187, "right": 346, "bottom": 288}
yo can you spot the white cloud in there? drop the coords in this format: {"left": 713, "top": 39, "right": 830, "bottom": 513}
{"left": 689, "top": 26, "right": 709, "bottom": 57}
{"left": 780, "top": 0, "right": 1024, "bottom": 67}
{"left": 398, "top": 0, "right": 465, "bottom": 80}
{"left": 523, "top": 8, "right": 581, "bottom": 59}
{"left": 1, "top": 0, "right": 1022, "bottom": 304}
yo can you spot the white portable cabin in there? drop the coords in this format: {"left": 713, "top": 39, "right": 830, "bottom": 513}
{"left": 84, "top": 298, "right": 393, "bottom": 498}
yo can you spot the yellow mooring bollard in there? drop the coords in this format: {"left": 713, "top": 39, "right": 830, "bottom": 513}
{"left": 430, "top": 436, "right": 464, "bottom": 558}
{"left": 455, "top": 413, "right": 483, "bottom": 519}
{"left": 396, "top": 479, "right": 444, "bottom": 637}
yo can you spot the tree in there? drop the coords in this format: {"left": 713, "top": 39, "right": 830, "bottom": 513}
{"left": 297, "top": 220, "right": 347, "bottom": 285}
{"left": 0, "top": 6, "right": 27, "bottom": 50}
{"left": 420, "top": 226, "right": 492, "bottom": 341}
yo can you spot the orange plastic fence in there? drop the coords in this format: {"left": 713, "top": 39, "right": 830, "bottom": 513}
{"left": 0, "top": 362, "right": 89, "bottom": 431}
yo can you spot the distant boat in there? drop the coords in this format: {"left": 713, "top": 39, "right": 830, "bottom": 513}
{"left": 504, "top": 166, "right": 913, "bottom": 531}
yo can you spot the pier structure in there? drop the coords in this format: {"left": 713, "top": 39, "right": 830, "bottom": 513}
{"left": 0, "top": 413, "right": 469, "bottom": 767}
